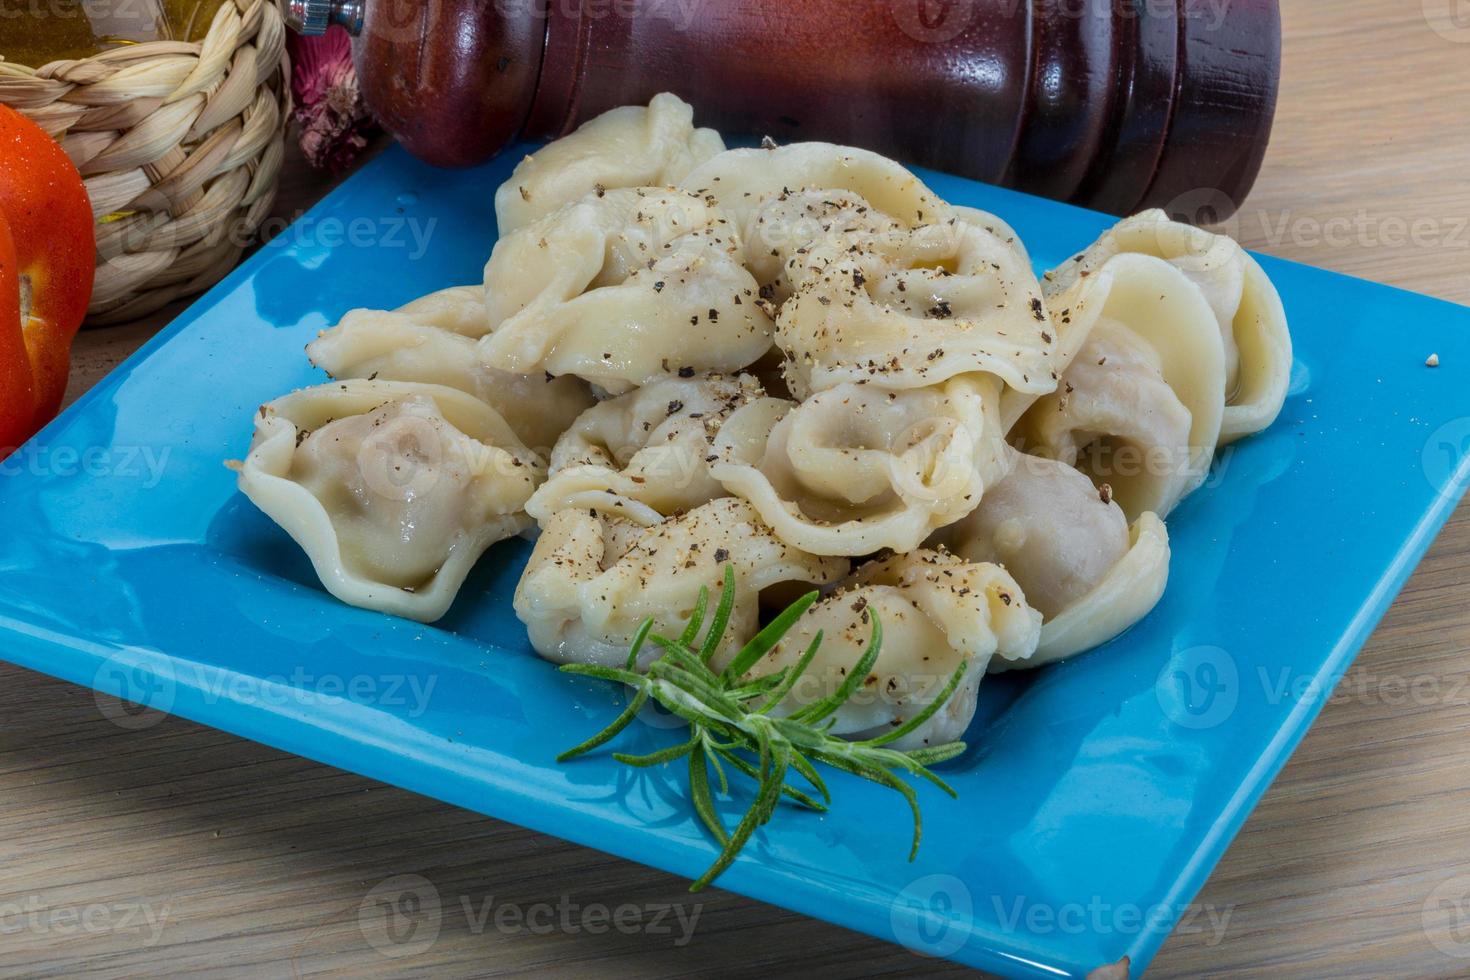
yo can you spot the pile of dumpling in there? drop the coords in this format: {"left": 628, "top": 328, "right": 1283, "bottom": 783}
{"left": 235, "top": 94, "right": 1292, "bottom": 749}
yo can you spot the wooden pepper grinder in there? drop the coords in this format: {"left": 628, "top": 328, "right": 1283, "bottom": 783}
{"left": 284, "top": 0, "right": 1280, "bottom": 219}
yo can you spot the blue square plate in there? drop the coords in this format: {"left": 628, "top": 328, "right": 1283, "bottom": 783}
{"left": 3, "top": 146, "right": 1468, "bottom": 977}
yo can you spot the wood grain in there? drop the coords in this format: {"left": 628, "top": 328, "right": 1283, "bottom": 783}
{"left": 8, "top": 1, "right": 1470, "bottom": 975}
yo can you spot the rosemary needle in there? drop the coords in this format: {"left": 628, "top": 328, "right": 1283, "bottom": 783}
{"left": 558, "top": 565, "right": 968, "bottom": 891}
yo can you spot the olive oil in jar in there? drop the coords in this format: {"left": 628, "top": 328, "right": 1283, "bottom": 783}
{"left": 3, "top": 0, "right": 224, "bottom": 68}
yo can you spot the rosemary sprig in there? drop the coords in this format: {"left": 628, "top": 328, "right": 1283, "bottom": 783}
{"left": 558, "top": 566, "right": 968, "bottom": 891}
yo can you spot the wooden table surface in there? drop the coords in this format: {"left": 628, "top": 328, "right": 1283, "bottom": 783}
{"left": 6, "top": 2, "right": 1470, "bottom": 976}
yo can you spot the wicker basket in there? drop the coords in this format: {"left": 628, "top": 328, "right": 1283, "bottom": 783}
{"left": 0, "top": 0, "right": 290, "bottom": 324}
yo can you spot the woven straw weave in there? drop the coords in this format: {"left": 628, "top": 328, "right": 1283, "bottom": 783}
{"left": 0, "top": 0, "right": 290, "bottom": 324}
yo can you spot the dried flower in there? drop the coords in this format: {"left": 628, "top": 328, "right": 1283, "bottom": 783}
{"left": 288, "top": 25, "right": 378, "bottom": 172}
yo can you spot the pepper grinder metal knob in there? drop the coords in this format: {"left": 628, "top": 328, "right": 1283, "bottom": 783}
{"left": 283, "top": 0, "right": 364, "bottom": 36}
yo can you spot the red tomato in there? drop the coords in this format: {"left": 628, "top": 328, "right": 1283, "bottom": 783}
{"left": 0, "top": 105, "right": 95, "bottom": 455}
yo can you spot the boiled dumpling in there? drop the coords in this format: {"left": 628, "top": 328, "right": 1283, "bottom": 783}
{"left": 307, "top": 287, "right": 595, "bottom": 455}
{"left": 775, "top": 210, "right": 1057, "bottom": 399}
{"left": 936, "top": 450, "right": 1129, "bottom": 619}
{"left": 1010, "top": 253, "right": 1226, "bottom": 520}
{"left": 952, "top": 205, "right": 1030, "bottom": 268}
{"left": 680, "top": 141, "right": 952, "bottom": 237}
{"left": 709, "top": 374, "right": 1009, "bottom": 556}
{"left": 737, "top": 199, "right": 1029, "bottom": 309}
{"left": 740, "top": 187, "right": 908, "bottom": 304}
{"left": 933, "top": 449, "right": 1169, "bottom": 666}
{"left": 526, "top": 373, "right": 763, "bottom": 525}
{"left": 1030, "top": 513, "right": 1168, "bottom": 665}
{"left": 514, "top": 497, "right": 848, "bottom": 667}
{"left": 387, "top": 284, "right": 495, "bottom": 337}
{"left": 494, "top": 93, "right": 725, "bottom": 236}
{"left": 1042, "top": 210, "right": 1291, "bottom": 444}
{"left": 480, "top": 187, "right": 773, "bottom": 393}
{"left": 1015, "top": 318, "right": 1192, "bottom": 517}
{"left": 683, "top": 145, "right": 962, "bottom": 310}
{"left": 234, "top": 380, "right": 544, "bottom": 622}
{"left": 726, "top": 550, "right": 1041, "bottom": 750}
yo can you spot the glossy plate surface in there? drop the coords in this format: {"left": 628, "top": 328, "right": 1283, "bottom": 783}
{"left": 2, "top": 146, "right": 1468, "bottom": 977}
